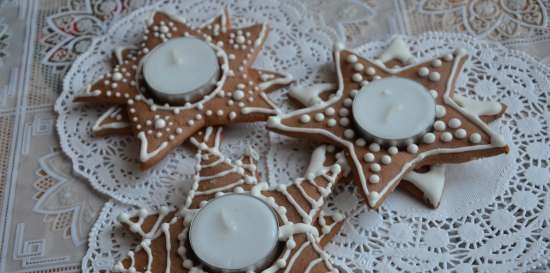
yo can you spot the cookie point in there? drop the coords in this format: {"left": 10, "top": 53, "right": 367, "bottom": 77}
{"left": 334, "top": 42, "right": 345, "bottom": 51}
{"left": 266, "top": 116, "right": 281, "bottom": 127}
{"left": 491, "top": 134, "right": 507, "bottom": 147}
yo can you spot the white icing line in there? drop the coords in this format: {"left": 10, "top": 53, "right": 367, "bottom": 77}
{"left": 258, "top": 71, "right": 293, "bottom": 91}
{"left": 92, "top": 106, "right": 130, "bottom": 132}
{"left": 114, "top": 46, "right": 138, "bottom": 65}
{"left": 137, "top": 131, "right": 168, "bottom": 162}
{"left": 453, "top": 94, "right": 503, "bottom": 116}
{"left": 403, "top": 165, "right": 446, "bottom": 207}
{"left": 376, "top": 37, "right": 416, "bottom": 65}
{"left": 289, "top": 83, "right": 336, "bottom": 107}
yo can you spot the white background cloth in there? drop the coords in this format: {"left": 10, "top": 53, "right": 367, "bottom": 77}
{"left": 0, "top": 0, "right": 549, "bottom": 273}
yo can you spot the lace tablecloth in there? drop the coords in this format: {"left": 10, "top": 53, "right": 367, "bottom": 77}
{"left": 0, "top": 1, "right": 548, "bottom": 273}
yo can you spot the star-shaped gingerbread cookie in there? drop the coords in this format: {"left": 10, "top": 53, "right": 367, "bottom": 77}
{"left": 75, "top": 10, "right": 293, "bottom": 169}
{"left": 268, "top": 38, "right": 509, "bottom": 209}
{"left": 113, "top": 127, "right": 346, "bottom": 273}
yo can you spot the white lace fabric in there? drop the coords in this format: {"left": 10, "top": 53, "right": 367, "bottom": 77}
{"left": 54, "top": 1, "right": 550, "bottom": 273}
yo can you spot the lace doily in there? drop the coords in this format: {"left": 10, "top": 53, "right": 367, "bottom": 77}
{"left": 55, "top": 0, "right": 336, "bottom": 207}
{"left": 57, "top": 1, "right": 550, "bottom": 272}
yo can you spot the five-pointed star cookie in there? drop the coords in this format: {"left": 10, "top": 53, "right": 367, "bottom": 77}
{"left": 286, "top": 38, "right": 508, "bottom": 208}
{"left": 113, "top": 127, "right": 346, "bottom": 273}
{"left": 74, "top": 10, "right": 293, "bottom": 169}
{"left": 267, "top": 38, "right": 509, "bottom": 209}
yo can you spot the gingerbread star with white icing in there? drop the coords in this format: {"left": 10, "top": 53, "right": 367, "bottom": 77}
{"left": 268, "top": 38, "right": 509, "bottom": 209}
{"left": 113, "top": 127, "right": 347, "bottom": 273}
{"left": 75, "top": 10, "right": 293, "bottom": 169}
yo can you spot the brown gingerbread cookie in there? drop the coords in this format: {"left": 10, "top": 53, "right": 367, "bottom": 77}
{"left": 75, "top": 10, "right": 293, "bottom": 169}
{"left": 113, "top": 127, "right": 347, "bottom": 273}
{"left": 267, "top": 37, "right": 509, "bottom": 209}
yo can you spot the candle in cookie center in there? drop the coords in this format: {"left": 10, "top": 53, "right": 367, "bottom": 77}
{"left": 142, "top": 37, "right": 220, "bottom": 104}
{"left": 189, "top": 194, "right": 279, "bottom": 272}
{"left": 352, "top": 77, "right": 435, "bottom": 145}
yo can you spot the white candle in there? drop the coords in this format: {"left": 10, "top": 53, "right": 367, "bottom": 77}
{"left": 189, "top": 194, "right": 279, "bottom": 271}
{"left": 142, "top": 37, "right": 220, "bottom": 104}
{"left": 352, "top": 77, "right": 435, "bottom": 145}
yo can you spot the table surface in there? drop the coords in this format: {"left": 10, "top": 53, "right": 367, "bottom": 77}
{"left": 0, "top": 0, "right": 548, "bottom": 273}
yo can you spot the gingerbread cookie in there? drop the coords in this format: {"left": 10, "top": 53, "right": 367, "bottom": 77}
{"left": 75, "top": 10, "right": 293, "bottom": 169}
{"left": 268, "top": 37, "right": 509, "bottom": 209}
{"left": 113, "top": 127, "right": 347, "bottom": 273}
{"left": 286, "top": 38, "right": 508, "bottom": 209}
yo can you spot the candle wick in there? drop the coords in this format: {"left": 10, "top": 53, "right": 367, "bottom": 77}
{"left": 219, "top": 209, "right": 237, "bottom": 233}
{"left": 384, "top": 104, "right": 403, "bottom": 122}
{"left": 171, "top": 49, "right": 184, "bottom": 65}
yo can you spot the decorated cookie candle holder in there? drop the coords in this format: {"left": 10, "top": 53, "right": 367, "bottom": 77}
{"left": 268, "top": 38, "right": 509, "bottom": 209}
{"left": 113, "top": 127, "right": 347, "bottom": 273}
{"left": 73, "top": 10, "right": 293, "bottom": 169}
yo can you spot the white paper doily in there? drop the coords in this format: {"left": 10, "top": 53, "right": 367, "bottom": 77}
{"left": 56, "top": 1, "right": 550, "bottom": 272}
{"left": 55, "top": 0, "right": 336, "bottom": 207}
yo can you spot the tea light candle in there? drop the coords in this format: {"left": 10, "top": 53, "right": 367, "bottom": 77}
{"left": 189, "top": 194, "right": 279, "bottom": 272}
{"left": 352, "top": 77, "right": 435, "bottom": 145}
{"left": 142, "top": 37, "right": 220, "bottom": 104}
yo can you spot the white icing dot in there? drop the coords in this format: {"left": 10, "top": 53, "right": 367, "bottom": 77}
{"left": 369, "top": 143, "right": 380, "bottom": 152}
{"left": 314, "top": 113, "right": 325, "bottom": 122}
{"left": 176, "top": 128, "right": 183, "bottom": 134}
{"left": 229, "top": 111, "right": 237, "bottom": 120}
{"left": 112, "top": 72, "right": 123, "bottom": 81}
{"left": 154, "top": 118, "right": 166, "bottom": 129}
{"left": 435, "top": 105, "right": 447, "bottom": 118}
{"left": 339, "top": 117, "right": 350, "bottom": 126}
{"left": 236, "top": 35, "right": 246, "bottom": 44}
{"left": 355, "top": 138, "right": 366, "bottom": 146}
{"left": 354, "top": 63, "right": 364, "bottom": 72}
{"left": 216, "top": 110, "right": 224, "bottom": 116}
{"left": 343, "top": 98, "right": 353, "bottom": 107}
{"left": 432, "top": 59, "right": 442, "bottom": 67}
{"left": 339, "top": 108, "right": 349, "bottom": 117}
{"left": 363, "top": 153, "right": 375, "bottom": 162}
{"left": 300, "top": 114, "right": 311, "bottom": 123}
{"left": 352, "top": 73, "right": 363, "bottom": 82}
{"left": 469, "top": 133, "right": 482, "bottom": 143}
{"left": 429, "top": 72, "right": 441, "bottom": 81}
{"left": 325, "top": 107, "right": 336, "bottom": 116}
{"left": 418, "top": 67, "right": 429, "bottom": 77}
{"left": 350, "top": 89, "right": 358, "bottom": 97}
{"left": 346, "top": 54, "right": 358, "bottom": 63}
{"left": 366, "top": 67, "right": 376, "bottom": 76}
{"left": 443, "top": 54, "right": 453, "bottom": 62}
{"left": 434, "top": 120, "right": 446, "bottom": 131}
{"left": 455, "top": 128, "right": 467, "bottom": 139}
{"left": 441, "top": 132, "right": 453, "bottom": 142}
{"left": 381, "top": 155, "right": 392, "bottom": 165}
{"left": 370, "top": 163, "right": 381, "bottom": 173}
{"left": 369, "top": 175, "right": 380, "bottom": 184}
{"left": 430, "top": 90, "right": 438, "bottom": 98}
{"left": 388, "top": 146, "right": 398, "bottom": 155}
{"left": 233, "top": 90, "right": 245, "bottom": 100}
{"left": 407, "top": 144, "right": 419, "bottom": 154}
{"left": 448, "top": 118, "right": 462, "bottom": 129}
{"left": 423, "top": 133, "right": 436, "bottom": 144}
{"left": 344, "top": 129, "right": 355, "bottom": 139}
